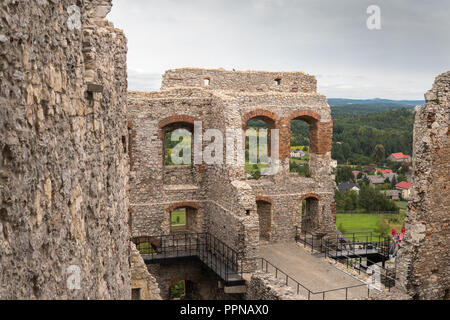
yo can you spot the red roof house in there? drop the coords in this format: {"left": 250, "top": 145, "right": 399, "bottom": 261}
{"left": 395, "top": 181, "right": 411, "bottom": 190}
{"left": 378, "top": 169, "right": 393, "bottom": 175}
{"left": 395, "top": 181, "right": 412, "bottom": 200}
{"left": 388, "top": 153, "right": 411, "bottom": 162}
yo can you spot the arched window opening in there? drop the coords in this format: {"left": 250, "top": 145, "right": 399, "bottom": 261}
{"left": 301, "top": 197, "right": 320, "bottom": 232}
{"left": 245, "top": 117, "right": 275, "bottom": 180}
{"left": 163, "top": 123, "right": 193, "bottom": 166}
{"left": 274, "top": 78, "right": 281, "bottom": 86}
{"left": 203, "top": 77, "right": 211, "bottom": 86}
{"left": 290, "top": 119, "right": 312, "bottom": 177}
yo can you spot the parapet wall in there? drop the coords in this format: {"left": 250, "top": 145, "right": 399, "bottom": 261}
{"left": 246, "top": 271, "right": 303, "bottom": 300}
{"left": 0, "top": 0, "right": 130, "bottom": 299}
{"left": 162, "top": 68, "right": 317, "bottom": 93}
{"left": 395, "top": 71, "right": 450, "bottom": 300}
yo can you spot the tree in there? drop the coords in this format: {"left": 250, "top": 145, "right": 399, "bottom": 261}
{"left": 391, "top": 175, "right": 398, "bottom": 188}
{"left": 372, "top": 144, "right": 386, "bottom": 164}
{"left": 338, "top": 222, "right": 347, "bottom": 234}
{"left": 399, "top": 163, "right": 410, "bottom": 175}
{"left": 374, "top": 217, "right": 391, "bottom": 237}
{"left": 336, "top": 166, "right": 354, "bottom": 184}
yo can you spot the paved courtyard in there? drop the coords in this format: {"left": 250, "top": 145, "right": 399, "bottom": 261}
{"left": 259, "top": 243, "right": 371, "bottom": 300}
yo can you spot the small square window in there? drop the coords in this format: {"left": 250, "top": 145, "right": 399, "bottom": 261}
{"left": 132, "top": 288, "right": 141, "bottom": 300}
{"left": 204, "top": 78, "right": 210, "bottom": 86}
{"left": 274, "top": 78, "right": 281, "bottom": 86}
{"left": 171, "top": 208, "right": 186, "bottom": 227}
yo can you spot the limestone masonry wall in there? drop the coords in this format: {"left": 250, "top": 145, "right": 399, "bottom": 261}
{"left": 395, "top": 71, "right": 450, "bottom": 300}
{"left": 162, "top": 68, "right": 317, "bottom": 93}
{"left": 128, "top": 68, "right": 337, "bottom": 293}
{"left": 0, "top": 0, "right": 131, "bottom": 299}
{"left": 246, "top": 271, "right": 304, "bottom": 300}
{"left": 130, "top": 243, "right": 162, "bottom": 300}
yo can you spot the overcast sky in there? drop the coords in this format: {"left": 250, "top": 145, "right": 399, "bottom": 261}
{"left": 109, "top": 0, "right": 450, "bottom": 100}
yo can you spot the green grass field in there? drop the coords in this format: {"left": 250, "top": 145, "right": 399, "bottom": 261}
{"left": 336, "top": 200, "right": 407, "bottom": 238}
{"left": 336, "top": 213, "right": 404, "bottom": 238}
{"left": 171, "top": 209, "right": 186, "bottom": 226}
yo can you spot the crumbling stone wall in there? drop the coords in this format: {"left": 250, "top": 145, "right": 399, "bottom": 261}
{"left": 162, "top": 68, "right": 317, "bottom": 93}
{"left": 246, "top": 271, "right": 303, "bottom": 300}
{"left": 0, "top": 0, "right": 131, "bottom": 299}
{"left": 128, "top": 69, "right": 337, "bottom": 275}
{"left": 148, "top": 259, "right": 244, "bottom": 300}
{"left": 395, "top": 71, "right": 450, "bottom": 300}
{"left": 130, "top": 243, "right": 162, "bottom": 300}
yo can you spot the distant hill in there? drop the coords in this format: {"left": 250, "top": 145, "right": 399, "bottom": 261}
{"left": 328, "top": 98, "right": 423, "bottom": 119}
{"left": 328, "top": 98, "right": 424, "bottom": 106}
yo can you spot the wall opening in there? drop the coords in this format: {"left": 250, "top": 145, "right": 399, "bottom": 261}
{"left": 301, "top": 197, "right": 320, "bottom": 232}
{"left": 169, "top": 280, "right": 186, "bottom": 300}
{"left": 162, "top": 123, "right": 194, "bottom": 167}
{"left": 274, "top": 78, "right": 281, "bottom": 86}
{"left": 256, "top": 200, "right": 272, "bottom": 241}
{"left": 203, "top": 77, "right": 211, "bottom": 86}
{"left": 169, "top": 205, "right": 199, "bottom": 233}
{"left": 245, "top": 117, "right": 275, "bottom": 180}
{"left": 170, "top": 207, "right": 187, "bottom": 232}
{"left": 289, "top": 115, "right": 319, "bottom": 177}
{"left": 169, "top": 280, "right": 199, "bottom": 300}
{"left": 131, "top": 288, "right": 141, "bottom": 300}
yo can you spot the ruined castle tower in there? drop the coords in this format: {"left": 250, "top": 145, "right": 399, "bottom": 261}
{"left": 127, "top": 68, "right": 337, "bottom": 297}
{"left": 0, "top": 1, "right": 131, "bottom": 299}
{"left": 395, "top": 71, "right": 450, "bottom": 300}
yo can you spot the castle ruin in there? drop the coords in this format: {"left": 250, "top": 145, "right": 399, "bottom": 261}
{"left": 127, "top": 68, "right": 337, "bottom": 298}
{"left": 0, "top": 0, "right": 448, "bottom": 301}
{"left": 394, "top": 71, "right": 450, "bottom": 300}
{"left": 0, "top": 0, "right": 135, "bottom": 299}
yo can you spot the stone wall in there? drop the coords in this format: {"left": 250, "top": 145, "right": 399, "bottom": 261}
{"left": 161, "top": 68, "right": 317, "bottom": 93}
{"left": 395, "top": 71, "right": 450, "bottom": 300}
{"left": 246, "top": 271, "right": 303, "bottom": 300}
{"left": 130, "top": 243, "right": 162, "bottom": 300}
{"left": 148, "top": 259, "right": 244, "bottom": 300}
{"left": 128, "top": 70, "right": 336, "bottom": 250}
{"left": 0, "top": 0, "right": 131, "bottom": 299}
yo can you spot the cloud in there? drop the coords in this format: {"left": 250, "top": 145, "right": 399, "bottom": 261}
{"left": 110, "top": 0, "right": 450, "bottom": 99}
{"left": 127, "top": 69, "right": 161, "bottom": 92}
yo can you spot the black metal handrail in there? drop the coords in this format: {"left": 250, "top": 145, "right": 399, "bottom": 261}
{"left": 295, "top": 227, "right": 396, "bottom": 291}
{"left": 254, "top": 257, "right": 370, "bottom": 300}
{"left": 132, "top": 233, "right": 242, "bottom": 283}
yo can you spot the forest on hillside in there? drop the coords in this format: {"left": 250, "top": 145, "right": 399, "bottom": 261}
{"left": 281, "top": 105, "right": 415, "bottom": 165}
{"left": 331, "top": 108, "right": 415, "bottom": 165}
{"left": 273, "top": 103, "right": 416, "bottom": 165}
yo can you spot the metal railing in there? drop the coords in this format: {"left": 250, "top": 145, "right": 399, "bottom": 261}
{"left": 295, "top": 228, "right": 396, "bottom": 291}
{"left": 254, "top": 258, "right": 371, "bottom": 300}
{"left": 132, "top": 233, "right": 242, "bottom": 283}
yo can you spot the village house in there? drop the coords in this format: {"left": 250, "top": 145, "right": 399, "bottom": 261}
{"left": 388, "top": 152, "right": 411, "bottom": 163}
{"left": 395, "top": 181, "right": 412, "bottom": 200}
{"left": 367, "top": 175, "right": 386, "bottom": 187}
{"left": 381, "top": 190, "right": 401, "bottom": 201}
{"left": 337, "top": 182, "right": 360, "bottom": 194}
